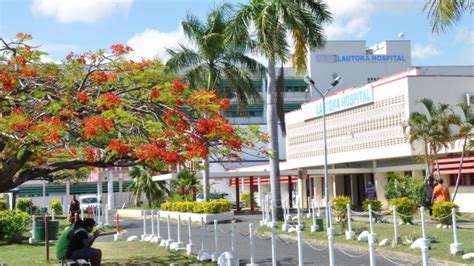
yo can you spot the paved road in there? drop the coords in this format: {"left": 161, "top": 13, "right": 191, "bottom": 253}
{"left": 98, "top": 213, "right": 413, "bottom": 266}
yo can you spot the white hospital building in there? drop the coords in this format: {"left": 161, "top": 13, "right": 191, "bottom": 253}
{"left": 210, "top": 40, "right": 474, "bottom": 213}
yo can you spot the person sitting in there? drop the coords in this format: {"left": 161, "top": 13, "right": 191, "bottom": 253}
{"left": 432, "top": 178, "right": 451, "bottom": 204}
{"left": 66, "top": 218, "right": 102, "bottom": 266}
{"left": 56, "top": 217, "right": 82, "bottom": 260}
{"left": 365, "top": 181, "right": 377, "bottom": 200}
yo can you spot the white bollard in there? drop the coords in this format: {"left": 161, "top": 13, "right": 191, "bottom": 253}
{"left": 150, "top": 210, "right": 155, "bottom": 237}
{"left": 271, "top": 225, "right": 277, "bottom": 266}
{"left": 282, "top": 200, "right": 289, "bottom": 232}
{"left": 450, "top": 208, "right": 463, "bottom": 255}
{"left": 186, "top": 217, "right": 194, "bottom": 255}
{"left": 105, "top": 204, "right": 110, "bottom": 226}
{"left": 156, "top": 211, "right": 162, "bottom": 241}
{"left": 175, "top": 215, "right": 184, "bottom": 248}
{"left": 231, "top": 220, "right": 235, "bottom": 254}
{"left": 297, "top": 230, "right": 304, "bottom": 266}
{"left": 200, "top": 217, "right": 205, "bottom": 252}
{"left": 296, "top": 198, "right": 302, "bottom": 231}
{"left": 211, "top": 219, "right": 219, "bottom": 261}
{"left": 392, "top": 205, "right": 400, "bottom": 246}
{"left": 29, "top": 215, "right": 36, "bottom": 243}
{"left": 368, "top": 205, "right": 377, "bottom": 266}
{"left": 166, "top": 214, "right": 173, "bottom": 247}
{"left": 246, "top": 223, "right": 258, "bottom": 266}
{"left": 420, "top": 207, "right": 429, "bottom": 266}
{"left": 345, "top": 203, "right": 354, "bottom": 239}
{"left": 306, "top": 196, "right": 311, "bottom": 218}
{"left": 327, "top": 202, "right": 335, "bottom": 266}
{"left": 141, "top": 210, "right": 147, "bottom": 240}
{"left": 260, "top": 196, "right": 265, "bottom": 226}
{"left": 311, "top": 200, "right": 318, "bottom": 233}
{"left": 317, "top": 197, "right": 321, "bottom": 217}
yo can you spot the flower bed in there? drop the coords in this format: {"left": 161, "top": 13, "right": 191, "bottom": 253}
{"left": 160, "top": 199, "right": 232, "bottom": 214}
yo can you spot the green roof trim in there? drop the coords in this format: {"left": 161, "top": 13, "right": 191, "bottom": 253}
{"left": 15, "top": 182, "right": 133, "bottom": 196}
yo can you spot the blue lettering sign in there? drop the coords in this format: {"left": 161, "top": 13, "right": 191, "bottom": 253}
{"left": 336, "top": 54, "right": 405, "bottom": 62}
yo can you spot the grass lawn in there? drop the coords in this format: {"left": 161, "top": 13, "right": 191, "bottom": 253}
{"left": 258, "top": 216, "right": 474, "bottom": 264}
{"left": 0, "top": 241, "right": 214, "bottom": 266}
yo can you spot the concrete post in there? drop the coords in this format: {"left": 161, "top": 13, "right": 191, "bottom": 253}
{"left": 186, "top": 216, "right": 194, "bottom": 255}
{"left": 368, "top": 205, "right": 376, "bottom": 266}
{"left": 156, "top": 211, "right": 162, "bottom": 241}
{"left": 450, "top": 208, "right": 463, "bottom": 255}
{"left": 104, "top": 204, "right": 109, "bottom": 226}
{"left": 296, "top": 197, "right": 302, "bottom": 230}
{"left": 420, "top": 207, "right": 429, "bottom": 266}
{"left": 271, "top": 225, "right": 277, "bottom": 266}
{"left": 150, "top": 210, "right": 155, "bottom": 237}
{"left": 297, "top": 230, "right": 304, "bottom": 266}
{"left": 8, "top": 193, "right": 13, "bottom": 210}
{"left": 166, "top": 214, "right": 173, "bottom": 247}
{"left": 211, "top": 219, "right": 219, "bottom": 261}
{"left": 177, "top": 215, "right": 183, "bottom": 248}
{"left": 282, "top": 200, "right": 289, "bottom": 232}
{"left": 42, "top": 182, "right": 46, "bottom": 208}
{"left": 107, "top": 170, "right": 114, "bottom": 211}
{"left": 345, "top": 203, "right": 354, "bottom": 239}
{"left": 141, "top": 210, "right": 147, "bottom": 240}
{"left": 311, "top": 199, "right": 318, "bottom": 232}
{"left": 247, "top": 223, "right": 258, "bottom": 266}
{"left": 200, "top": 217, "right": 205, "bottom": 252}
{"left": 231, "top": 220, "right": 235, "bottom": 253}
{"left": 392, "top": 205, "right": 400, "bottom": 246}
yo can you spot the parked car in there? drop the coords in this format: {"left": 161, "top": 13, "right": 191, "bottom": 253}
{"left": 78, "top": 194, "right": 101, "bottom": 211}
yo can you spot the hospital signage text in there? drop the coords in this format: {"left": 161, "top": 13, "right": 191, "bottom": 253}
{"left": 337, "top": 54, "right": 406, "bottom": 62}
{"left": 302, "top": 86, "right": 374, "bottom": 120}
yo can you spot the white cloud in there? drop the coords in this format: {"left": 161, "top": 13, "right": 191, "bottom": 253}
{"left": 40, "top": 55, "right": 61, "bottom": 64}
{"left": 456, "top": 28, "right": 474, "bottom": 45}
{"left": 126, "top": 28, "right": 189, "bottom": 62}
{"left": 30, "top": 0, "right": 133, "bottom": 24}
{"left": 412, "top": 43, "right": 441, "bottom": 59}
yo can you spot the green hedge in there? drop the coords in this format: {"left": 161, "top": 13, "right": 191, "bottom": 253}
{"left": 0, "top": 199, "right": 7, "bottom": 210}
{"left": 433, "top": 202, "right": 459, "bottom": 225}
{"left": 363, "top": 199, "right": 382, "bottom": 222}
{"left": 331, "top": 196, "right": 351, "bottom": 230}
{"left": 49, "top": 198, "right": 63, "bottom": 215}
{"left": 16, "top": 198, "right": 33, "bottom": 213}
{"left": 390, "top": 197, "right": 417, "bottom": 224}
{"left": 161, "top": 200, "right": 232, "bottom": 214}
{"left": 0, "top": 210, "right": 30, "bottom": 243}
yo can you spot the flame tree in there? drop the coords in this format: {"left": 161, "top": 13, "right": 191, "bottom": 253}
{"left": 0, "top": 33, "right": 266, "bottom": 192}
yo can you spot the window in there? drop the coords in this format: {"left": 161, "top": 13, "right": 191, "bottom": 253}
{"left": 367, "top": 77, "right": 380, "bottom": 83}
{"left": 449, "top": 174, "right": 474, "bottom": 186}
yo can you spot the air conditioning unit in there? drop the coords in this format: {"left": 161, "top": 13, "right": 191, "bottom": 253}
{"left": 466, "top": 93, "right": 474, "bottom": 106}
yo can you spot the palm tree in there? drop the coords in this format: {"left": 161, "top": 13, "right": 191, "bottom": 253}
{"left": 172, "top": 168, "right": 199, "bottom": 201}
{"left": 452, "top": 102, "right": 474, "bottom": 201}
{"left": 127, "top": 166, "right": 169, "bottom": 207}
{"left": 404, "top": 98, "right": 458, "bottom": 180}
{"left": 423, "top": 0, "right": 473, "bottom": 33}
{"left": 226, "top": 0, "right": 332, "bottom": 219}
{"left": 166, "top": 4, "right": 265, "bottom": 201}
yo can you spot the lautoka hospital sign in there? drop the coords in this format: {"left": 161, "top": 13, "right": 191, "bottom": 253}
{"left": 302, "top": 86, "right": 374, "bottom": 120}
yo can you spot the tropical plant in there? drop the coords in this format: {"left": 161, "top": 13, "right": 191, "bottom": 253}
{"left": 0, "top": 199, "right": 7, "bottom": 210}
{"left": 404, "top": 98, "right": 459, "bottom": 180}
{"left": 226, "top": 0, "right": 332, "bottom": 219}
{"left": 384, "top": 172, "right": 425, "bottom": 206}
{"left": 452, "top": 102, "right": 474, "bottom": 201}
{"left": 166, "top": 4, "right": 265, "bottom": 201}
{"left": 423, "top": 0, "right": 473, "bottom": 33}
{"left": 390, "top": 197, "right": 417, "bottom": 224}
{"left": 49, "top": 198, "right": 63, "bottom": 215}
{"left": 127, "top": 166, "right": 169, "bottom": 207}
{"left": 363, "top": 199, "right": 383, "bottom": 222}
{"left": 15, "top": 198, "right": 33, "bottom": 213}
{"left": 172, "top": 168, "right": 199, "bottom": 201}
{"left": 433, "top": 202, "right": 459, "bottom": 225}
{"left": 0, "top": 210, "right": 30, "bottom": 243}
{"left": 331, "top": 196, "right": 351, "bottom": 231}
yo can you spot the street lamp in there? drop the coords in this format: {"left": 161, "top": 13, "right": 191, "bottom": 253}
{"left": 304, "top": 74, "right": 342, "bottom": 266}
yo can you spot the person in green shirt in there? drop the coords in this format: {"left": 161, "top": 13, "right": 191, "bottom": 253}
{"left": 56, "top": 218, "right": 82, "bottom": 260}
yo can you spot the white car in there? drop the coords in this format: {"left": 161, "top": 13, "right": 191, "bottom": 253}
{"left": 79, "top": 194, "right": 101, "bottom": 211}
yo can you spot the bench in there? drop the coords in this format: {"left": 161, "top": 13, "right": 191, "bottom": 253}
{"left": 61, "top": 259, "right": 90, "bottom": 266}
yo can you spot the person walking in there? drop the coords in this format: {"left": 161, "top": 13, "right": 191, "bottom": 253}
{"left": 365, "top": 181, "right": 377, "bottom": 200}
{"left": 432, "top": 178, "right": 451, "bottom": 204}
{"left": 69, "top": 195, "right": 80, "bottom": 224}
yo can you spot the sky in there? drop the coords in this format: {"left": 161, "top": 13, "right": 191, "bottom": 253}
{"left": 0, "top": 0, "right": 472, "bottom": 66}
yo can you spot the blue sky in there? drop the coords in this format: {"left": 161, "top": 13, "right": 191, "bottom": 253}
{"left": 0, "top": 0, "right": 472, "bottom": 66}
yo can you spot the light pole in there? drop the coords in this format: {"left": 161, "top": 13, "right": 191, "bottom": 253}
{"left": 304, "top": 74, "right": 342, "bottom": 266}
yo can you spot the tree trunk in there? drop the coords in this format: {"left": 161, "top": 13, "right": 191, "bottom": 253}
{"left": 266, "top": 60, "right": 283, "bottom": 220}
{"left": 202, "top": 155, "right": 210, "bottom": 202}
{"left": 423, "top": 141, "right": 431, "bottom": 180}
{"left": 433, "top": 144, "right": 441, "bottom": 180}
{"left": 453, "top": 136, "right": 468, "bottom": 202}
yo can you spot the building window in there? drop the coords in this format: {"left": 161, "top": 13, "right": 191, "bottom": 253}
{"left": 449, "top": 174, "right": 474, "bottom": 186}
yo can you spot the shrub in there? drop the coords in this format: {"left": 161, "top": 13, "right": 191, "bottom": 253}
{"left": 0, "top": 210, "right": 30, "bottom": 243}
{"left": 16, "top": 198, "right": 33, "bottom": 213}
{"left": 49, "top": 198, "right": 63, "bottom": 215}
{"left": 390, "top": 197, "right": 417, "bottom": 224}
{"left": 331, "top": 196, "right": 351, "bottom": 231}
{"left": 384, "top": 173, "right": 424, "bottom": 206}
{"left": 433, "top": 202, "right": 459, "bottom": 225}
{"left": 0, "top": 199, "right": 7, "bottom": 210}
{"left": 363, "top": 199, "right": 382, "bottom": 222}
{"left": 160, "top": 200, "right": 232, "bottom": 214}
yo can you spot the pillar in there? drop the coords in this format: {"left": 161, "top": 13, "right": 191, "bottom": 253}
{"left": 412, "top": 170, "right": 423, "bottom": 178}
{"left": 249, "top": 176, "right": 255, "bottom": 212}
{"left": 374, "top": 172, "right": 388, "bottom": 207}
{"left": 297, "top": 169, "right": 307, "bottom": 209}
{"left": 288, "top": 176, "right": 293, "bottom": 209}
{"left": 97, "top": 172, "right": 103, "bottom": 204}
{"left": 8, "top": 193, "right": 13, "bottom": 210}
{"left": 42, "top": 182, "right": 46, "bottom": 208}
{"left": 119, "top": 172, "right": 123, "bottom": 193}
{"left": 66, "top": 179, "right": 70, "bottom": 215}
{"left": 235, "top": 178, "right": 240, "bottom": 211}
{"left": 108, "top": 170, "right": 114, "bottom": 211}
